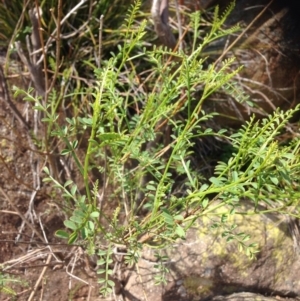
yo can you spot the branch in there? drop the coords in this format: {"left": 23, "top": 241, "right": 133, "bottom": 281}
{"left": 151, "top": 0, "right": 177, "bottom": 49}
{"left": 15, "top": 7, "right": 45, "bottom": 97}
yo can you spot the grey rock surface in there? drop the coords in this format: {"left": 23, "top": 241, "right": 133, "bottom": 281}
{"left": 123, "top": 202, "right": 300, "bottom": 301}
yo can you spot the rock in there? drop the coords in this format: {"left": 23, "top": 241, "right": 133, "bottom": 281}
{"left": 211, "top": 292, "right": 297, "bottom": 301}
{"left": 123, "top": 201, "right": 300, "bottom": 301}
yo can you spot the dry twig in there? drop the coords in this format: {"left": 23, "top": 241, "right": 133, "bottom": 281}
{"left": 151, "top": 0, "right": 177, "bottom": 49}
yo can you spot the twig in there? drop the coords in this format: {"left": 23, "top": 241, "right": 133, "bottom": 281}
{"left": 87, "top": 285, "right": 93, "bottom": 301}
{"left": 0, "top": 239, "right": 79, "bottom": 247}
{"left": 174, "top": 0, "right": 183, "bottom": 51}
{"left": 4, "top": 0, "right": 31, "bottom": 75}
{"left": 15, "top": 41, "right": 45, "bottom": 97}
{"left": 0, "top": 210, "right": 19, "bottom": 215}
{"left": 98, "top": 15, "right": 104, "bottom": 68}
{"left": 0, "top": 64, "right": 30, "bottom": 129}
{"left": 38, "top": 215, "right": 62, "bottom": 263}
{"left": 135, "top": 264, "right": 149, "bottom": 301}
{"left": 36, "top": 0, "right": 88, "bottom": 65}
{"left": 0, "top": 187, "right": 44, "bottom": 243}
{"left": 14, "top": 6, "right": 45, "bottom": 97}
{"left": 2, "top": 248, "right": 48, "bottom": 271}
{"left": 27, "top": 254, "right": 52, "bottom": 301}
{"left": 151, "top": 0, "right": 177, "bottom": 49}
{"left": 47, "top": 0, "right": 62, "bottom": 94}
{"left": 65, "top": 249, "right": 92, "bottom": 287}
{"left": 238, "top": 76, "right": 289, "bottom": 102}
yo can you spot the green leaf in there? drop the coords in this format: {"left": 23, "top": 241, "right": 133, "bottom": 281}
{"left": 204, "top": 128, "right": 213, "bottom": 134}
{"left": 175, "top": 225, "right": 186, "bottom": 238}
{"left": 161, "top": 209, "right": 174, "bottom": 225}
{"left": 173, "top": 215, "right": 184, "bottom": 220}
{"left": 70, "top": 185, "right": 77, "bottom": 196}
{"left": 74, "top": 209, "right": 85, "bottom": 218}
{"left": 33, "top": 105, "right": 45, "bottom": 111}
{"left": 200, "top": 184, "right": 209, "bottom": 192}
{"left": 238, "top": 243, "right": 244, "bottom": 252}
{"left": 231, "top": 170, "right": 238, "bottom": 181}
{"left": 68, "top": 232, "right": 78, "bottom": 244}
{"left": 61, "top": 149, "right": 71, "bottom": 155}
{"left": 250, "top": 182, "right": 258, "bottom": 189}
{"left": 97, "top": 269, "right": 106, "bottom": 274}
{"left": 81, "top": 227, "right": 88, "bottom": 239}
{"left": 66, "top": 117, "right": 75, "bottom": 125}
{"left": 72, "top": 140, "right": 78, "bottom": 149}
{"left": 70, "top": 215, "right": 83, "bottom": 224}
{"left": 97, "top": 259, "right": 106, "bottom": 265}
{"left": 90, "top": 211, "right": 100, "bottom": 218}
{"left": 221, "top": 214, "right": 228, "bottom": 223}
{"left": 209, "top": 177, "right": 223, "bottom": 186}
{"left": 43, "top": 166, "right": 50, "bottom": 174}
{"left": 242, "top": 235, "right": 250, "bottom": 242}
{"left": 80, "top": 117, "right": 93, "bottom": 125}
{"left": 229, "top": 208, "right": 235, "bottom": 215}
{"left": 282, "top": 153, "right": 294, "bottom": 159}
{"left": 64, "top": 180, "right": 73, "bottom": 187}
{"left": 202, "top": 198, "right": 209, "bottom": 208}
{"left": 101, "top": 287, "right": 112, "bottom": 294}
{"left": 270, "top": 176, "right": 279, "bottom": 185}
{"left": 107, "top": 279, "right": 115, "bottom": 287}
{"left": 222, "top": 231, "right": 229, "bottom": 237}
{"left": 42, "top": 177, "right": 52, "bottom": 183}
{"left": 55, "top": 230, "right": 69, "bottom": 239}
{"left": 146, "top": 184, "right": 156, "bottom": 191}
{"left": 211, "top": 223, "right": 220, "bottom": 229}
{"left": 88, "top": 221, "right": 95, "bottom": 231}
{"left": 99, "top": 133, "right": 122, "bottom": 141}
{"left": 64, "top": 220, "right": 77, "bottom": 230}
{"left": 98, "top": 250, "right": 107, "bottom": 256}
{"left": 0, "top": 286, "right": 16, "bottom": 296}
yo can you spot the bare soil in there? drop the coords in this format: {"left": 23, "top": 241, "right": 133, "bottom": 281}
{"left": 0, "top": 62, "right": 104, "bottom": 301}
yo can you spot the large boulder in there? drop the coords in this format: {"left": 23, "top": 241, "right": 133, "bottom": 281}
{"left": 123, "top": 201, "right": 300, "bottom": 300}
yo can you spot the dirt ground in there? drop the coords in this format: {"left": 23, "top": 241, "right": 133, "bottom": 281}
{"left": 0, "top": 60, "right": 107, "bottom": 300}
{"left": 0, "top": 199, "right": 102, "bottom": 300}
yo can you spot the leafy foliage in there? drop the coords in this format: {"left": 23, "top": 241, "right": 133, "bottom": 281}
{"left": 8, "top": 0, "right": 300, "bottom": 295}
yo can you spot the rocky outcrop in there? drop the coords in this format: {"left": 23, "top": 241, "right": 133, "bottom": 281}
{"left": 212, "top": 292, "right": 297, "bottom": 301}
{"left": 123, "top": 202, "right": 300, "bottom": 300}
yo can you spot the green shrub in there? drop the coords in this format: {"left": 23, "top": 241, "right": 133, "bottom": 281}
{"left": 12, "top": 0, "right": 300, "bottom": 296}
